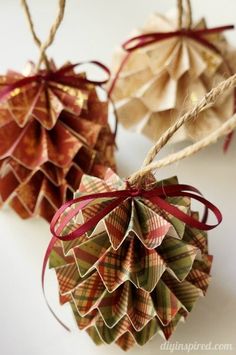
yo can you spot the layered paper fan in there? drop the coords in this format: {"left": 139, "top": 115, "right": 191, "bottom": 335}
{"left": 49, "top": 169, "right": 213, "bottom": 350}
{"left": 109, "top": 12, "right": 235, "bottom": 142}
{"left": 0, "top": 62, "right": 115, "bottom": 222}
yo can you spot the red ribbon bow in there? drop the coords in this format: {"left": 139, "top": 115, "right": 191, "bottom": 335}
{"left": 122, "top": 25, "right": 234, "bottom": 52}
{"left": 0, "top": 60, "right": 118, "bottom": 138}
{"left": 0, "top": 61, "right": 111, "bottom": 102}
{"left": 50, "top": 183, "right": 222, "bottom": 239}
{"left": 43, "top": 182, "right": 222, "bottom": 330}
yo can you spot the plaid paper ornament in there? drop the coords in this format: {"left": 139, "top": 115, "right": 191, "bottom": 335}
{"left": 49, "top": 169, "right": 213, "bottom": 350}
{"left": 0, "top": 62, "right": 115, "bottom": 222}
{"left": 108, "top": 12, "right": 236, "bottom": 143}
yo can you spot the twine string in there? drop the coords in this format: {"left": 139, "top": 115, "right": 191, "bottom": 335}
{"left": 177, "top": 0, "right": 193, "bottom": 29}
{"left": 21, "top": 0, "right": 66, "bottom": 70}
{"left": 128, "top": 73, "right": 236, "bottom": 185}
{"left": 142, "top": 73, "right": 236, "bottom": 167}
{"left": 129, "top": 115, "right": 236, "bottom": 184}
{"left": 177, "top": 0, "right": 183, "bottom": 29}
{"left": 186, "top": 0, "right": 193, "bottom": 29}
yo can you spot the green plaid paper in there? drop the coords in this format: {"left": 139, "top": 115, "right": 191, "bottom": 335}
{"left": 49, "top": 169, "right": 214, "bottom": 351}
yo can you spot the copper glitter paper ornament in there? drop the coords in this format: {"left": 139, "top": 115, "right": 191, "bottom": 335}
{"left": 49, "top": 169, "right": 213, "bottom": 350}
{"left": 108, "top": 11, "right": 236, "bottom": 143}
{"left": 0, "top": 0, "right": 116, "bottom": 222}
{"left": 0, "top": 62, "right": 116, "bottom": 222}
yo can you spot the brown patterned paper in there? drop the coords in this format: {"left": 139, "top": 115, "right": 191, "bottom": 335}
{"left": 49, "top": 169, "right": 213, "bottom": 350}
{"left": 0, "top": 62, "right": 116, "bottom": 222}
{"left": 108, "top": 12, "right": 236, "bottom": 143}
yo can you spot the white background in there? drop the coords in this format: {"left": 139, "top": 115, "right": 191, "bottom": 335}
{"left": 0, "top": 1, "right": 236, "bottom": 354}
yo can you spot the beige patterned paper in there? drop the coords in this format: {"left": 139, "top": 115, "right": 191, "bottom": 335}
{"left": 109, "top": 12, "right": 236, "bottom": 143}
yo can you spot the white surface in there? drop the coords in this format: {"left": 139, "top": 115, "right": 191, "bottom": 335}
{"left": 0, "top": 1, "right": 236, "bottom": 355}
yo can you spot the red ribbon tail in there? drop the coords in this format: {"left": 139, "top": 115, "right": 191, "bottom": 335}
{"left": 108, "top": 95, "right": 119, "bottom": 143}
{"left": 201, "top": 205, "right": 209, "bottom": 224}
{"left": 107, "top": 52, "right": 130, "bottom": 98}
{"left": 223, "top": 131, "right": 234, "bottom": 153}
{"left": 95, "top": 86, "right": 118, "bottom": 141}
{"left": 42, "top": 235, "right": 71, "bottom": 332}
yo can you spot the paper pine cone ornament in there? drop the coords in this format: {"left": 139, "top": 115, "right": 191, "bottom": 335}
{"left": 109, "top": 12, "right": 236, "bottom": 143}
{"left": 0, "top": 62, "right": 115, "bottom": 222}
{"left": 49, "top": 168, "right": 214, "bottom": 351}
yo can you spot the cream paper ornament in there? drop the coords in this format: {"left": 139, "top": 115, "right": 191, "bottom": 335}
{"left": 108, "top": 1, "right": 236, "bottom": 143}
